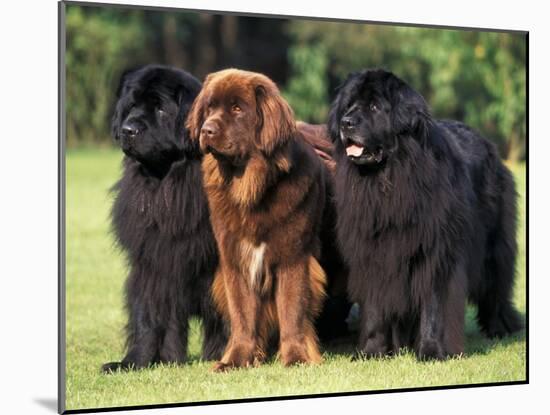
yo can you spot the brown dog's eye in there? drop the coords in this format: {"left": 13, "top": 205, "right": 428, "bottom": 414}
{"left": 231, "top": 104, "right": 241, "bottom": 113}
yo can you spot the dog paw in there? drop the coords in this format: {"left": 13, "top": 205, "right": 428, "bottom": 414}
{"left": 279, "top": 337, "right": 322, "bottom": 366}
{"left": 280, "top": 346, "right": 309, "bottom": 366}
{"left": 353, "top": 339, "right": 389, "bottom": 360}
{"left": 416, "top": 340, "right": 446, "bottom": 361}
{"left": 212, "top": 343, "right": 261, "bottom": 372}
{"left": 211, "top": 361, "right": 233, "bottom": 372}
{"left": 352, "top": 349, "right": 387, "bottom": 361}
{"left": 101, "top": 361, "right": 136, "bottom": 373}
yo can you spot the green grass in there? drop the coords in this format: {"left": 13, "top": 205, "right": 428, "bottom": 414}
{"left": 65, "top": 149, "right": 527, "bottom": 411}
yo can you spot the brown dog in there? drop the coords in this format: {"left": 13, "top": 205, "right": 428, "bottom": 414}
{"left": 297, "top": 122, "right": 336, "bottom": 174}
{"left": 187, "top": 69, "right": 329, "bottom": 371}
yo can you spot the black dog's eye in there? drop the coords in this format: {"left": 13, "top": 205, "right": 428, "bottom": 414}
{"left": 369, "top": 103, "right": 379, "bottom": 112}
{"left": 157, "top": 108, "right": 166, "bottom": 117}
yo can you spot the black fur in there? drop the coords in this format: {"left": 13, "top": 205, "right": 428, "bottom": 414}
{"left": 102, "top": 65, "right": 227, "bottom": 373}
{"left": 328, "top": 69, "right": 522, "bottom": 360}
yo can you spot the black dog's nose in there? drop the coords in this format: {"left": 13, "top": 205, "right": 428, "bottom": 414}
{"left": 201, "top": 122, "right": 219, "bottom": 138}
{"left": 121, "top": 123, "right": 139, "bottom": 138}
{"left": 341, "top": 116, "right": 357, "bottom": 130}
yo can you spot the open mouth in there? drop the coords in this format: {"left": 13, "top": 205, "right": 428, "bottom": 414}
{"left": 345, "top": 140, "right": 384, "bottom": 164}
{"left": 345, "top": 142, "right": 364, "bottom": 158}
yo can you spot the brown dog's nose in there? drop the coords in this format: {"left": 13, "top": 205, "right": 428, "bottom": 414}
{"left": 201, "top": 121, "right": 219, "bottom": 138}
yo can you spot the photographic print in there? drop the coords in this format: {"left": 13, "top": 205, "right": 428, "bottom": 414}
{"left": 59, "top": 1, "right": 527, "bottom": 412}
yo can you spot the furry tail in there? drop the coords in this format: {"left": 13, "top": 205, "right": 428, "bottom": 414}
{"left": 301, "top": 256, "right": 326, "bottom": 364}
{"left": 477, "top": 162, "right": 523, "bottom": 338}
{"left": 308, "top": 255, "right": 327, "bottom": 318}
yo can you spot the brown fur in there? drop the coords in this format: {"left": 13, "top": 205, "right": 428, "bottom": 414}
{"left": 187, "top": 69, "right": 328, "bottom": 370}
{"left": 296, "top": 123, "right": 349, "bottom": 315}
{"left": 297, "top": 122, "right": 336, "bottom": 173}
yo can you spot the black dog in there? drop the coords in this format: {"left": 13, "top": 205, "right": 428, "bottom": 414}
{"left": 102, "top": 65, "right": 227, "bottom": 372}
{"left": 328, "top": 69, "right": 522, "bottom": 360}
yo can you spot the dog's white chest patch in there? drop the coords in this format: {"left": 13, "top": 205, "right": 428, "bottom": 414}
{"left": 249, "top": 242, "right": 266, "bottom": 289}
{"left": 241, "top": 240, "right": 267, "bottom": 291}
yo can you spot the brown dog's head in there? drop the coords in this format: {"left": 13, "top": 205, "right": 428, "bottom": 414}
{"left": 186, "top": 69, "right": 296, "bottom": 164}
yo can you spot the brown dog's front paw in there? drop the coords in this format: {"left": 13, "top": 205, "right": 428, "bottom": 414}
{"left": 280, "top": 338, "right": 321, "bottom": 366}
{"left": 212, "top": 361, "right": 232, "bottom": 372}
{"left": 281, "top": 348, "right": 308, "bottom": 366}
{"left": 213, "top": 342, "right": 263, "bottom": 372}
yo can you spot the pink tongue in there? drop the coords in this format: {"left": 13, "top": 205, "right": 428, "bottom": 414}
{"left": 346, "top": 144, "right": 364, "bottom": 157}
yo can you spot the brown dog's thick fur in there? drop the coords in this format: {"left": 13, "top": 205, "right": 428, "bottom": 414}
{"left": 297, "top": 122, "right": 336, "bottom": 173}
{"left": 187, "top": 69, "right": 329, "bottom": 370}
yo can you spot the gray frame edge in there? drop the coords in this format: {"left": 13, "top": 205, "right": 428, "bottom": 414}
{"left": 58, "top": 1, "right": 67, "bottom": 413}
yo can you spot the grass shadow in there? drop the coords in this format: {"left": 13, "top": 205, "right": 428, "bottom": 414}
{"left": 322, "top": 332, "right": 359, "bottom": 357}
{"left": 319, "top": 309, "right": 526, "bottom": 361}
{"left": 464, "top": 310, "right": 526, "bottom": 356}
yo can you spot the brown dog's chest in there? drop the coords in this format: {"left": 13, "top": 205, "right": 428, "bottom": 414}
{"left": 237, "top": 239, "right": 271, "bottom": 294}
{"left": 210, "top": 192, "right": 301, "bottom": 278}
{"left": 204, "top": 151, "right": 321, "bottom": 291}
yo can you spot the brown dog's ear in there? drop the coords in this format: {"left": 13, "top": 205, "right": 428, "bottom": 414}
{"left": 254, "top": 77, "right": 296, "bottom": 155}
{"left": 186, "top": 74, "right": 213, "bottom": 141}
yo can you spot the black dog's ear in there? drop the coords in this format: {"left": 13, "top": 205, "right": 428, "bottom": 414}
{"left": 175, "top": 75, "right": 201, "bottom": 131}
{"left": 175, "top": 76, "right": 203, "bottom": 157}
{"left": 327, "top": 75, "right": 354, "bottom": 142}
{"left": 111, "top": 67, "right": 141, "bottom": 140}
{"left": 327, "top": 90, "right": 343, "bottom": 143}
{"left": 389, "top": 75, "right": 432, "bottom": 145}
{"left": 115, "top": 67, "right": 140, "bottom": 98}
{"left": 175, "top": 72, "right": 202, "bottom": 107}
{"left": 186, "top": 73, "right": 215, "bottom": 142}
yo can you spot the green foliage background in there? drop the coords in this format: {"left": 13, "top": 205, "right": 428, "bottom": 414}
{"left": 66, "top": 7, "right": 145, "bottom": 146}
{"left": 65, "top": 4, "right": 526, "bottom": 160}
{"left": 286, "top": 23, "right": 527, "bottom": 159}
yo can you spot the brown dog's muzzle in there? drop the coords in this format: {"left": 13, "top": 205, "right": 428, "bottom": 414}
{"left": 199, "top": 120, "right": 221, "bottom": 153}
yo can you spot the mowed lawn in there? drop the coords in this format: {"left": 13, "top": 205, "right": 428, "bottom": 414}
{"left": 65, "top": 149, "right": 527, "bottom": 411}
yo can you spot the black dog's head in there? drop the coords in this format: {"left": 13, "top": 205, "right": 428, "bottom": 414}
{"left": 111, "top": 65, "right": 202, "bottom": 173}
{"left": 328, "top": 69, "right": 431, "bottom": 168}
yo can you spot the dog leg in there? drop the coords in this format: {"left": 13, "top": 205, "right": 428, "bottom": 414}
{"left": 213, "top": 266, "right": 263, "bottom": 371}
{"left": 357, "top": 300, "right": 390, "bottom": 359}
{"left": 442, "top": 271, "right": 466, "bottom": 357}
{"left": 102, "top": 324, "right": 160, "bottom": 373}
{"left": 159, "top": 315, "right": 188, "bottom": 365}
{"left": 416, "top": 288, "right": 446, "bottom": 361}
{"left": 201, "top": 303, "right": 228, "bottom": 361}
{"left": 276, "top": 259, "right": 323, "bottom": 366}
{"left": 102, "top": 283, "right": 161, "bottom": 373}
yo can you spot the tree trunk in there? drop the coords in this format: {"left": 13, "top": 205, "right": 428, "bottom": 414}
{"left": 163, "top": 15, "right": 187, "bottom": 69}
{"left": 195, "top": 14, "right": 217, "bottom": 79}
{"left": 506, "top": 132, "right": 526, "bottom": 162}
{"left": 220, "top": 15, "right": 238, "bottom": 66}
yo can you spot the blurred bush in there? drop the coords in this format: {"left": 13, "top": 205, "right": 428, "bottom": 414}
{"left": 66, "top": 7, "right": 147, "bottom": 146}
{"left": 64, "top": 4, "right": 526, "bottom": 160}
{"left": 283, "top": 44, "right": 329, "bottom": 124}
